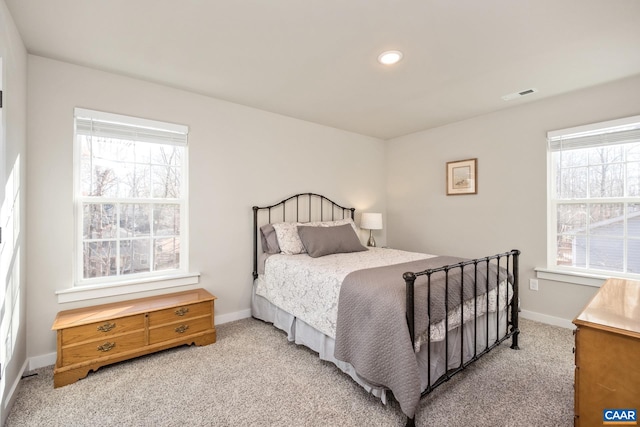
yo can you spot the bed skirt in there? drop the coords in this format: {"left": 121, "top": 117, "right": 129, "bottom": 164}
{"left": 251, "top": 281, "right": 509, "bottom": 407}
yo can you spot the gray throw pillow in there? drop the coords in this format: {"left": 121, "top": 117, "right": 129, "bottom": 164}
{"left": 260, "top": 224, "right": 281, "bottom": 254}
{"left": 297, "top": 224, "right": 367, "bottom": 258}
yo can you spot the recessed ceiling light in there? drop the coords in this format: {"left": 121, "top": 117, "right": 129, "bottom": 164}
{"left": 378, "top": 50, "right": 403, "bottom": 65}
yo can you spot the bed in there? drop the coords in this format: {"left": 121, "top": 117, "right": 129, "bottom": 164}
{"left": 251, "top": 193, "right": 520, "bottom": 426}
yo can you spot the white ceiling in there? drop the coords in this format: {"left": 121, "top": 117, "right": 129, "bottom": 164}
{"left": 6, "top": 0, "right": 640, "bottom": 139}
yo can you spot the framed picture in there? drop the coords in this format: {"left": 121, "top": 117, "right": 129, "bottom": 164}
{"left": 446, "top": 158, "right": 477, "bottom": 195}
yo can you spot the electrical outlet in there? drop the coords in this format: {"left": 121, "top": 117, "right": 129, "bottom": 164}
{"left": 529, "top": 279, "right": 539, "bottom": 291}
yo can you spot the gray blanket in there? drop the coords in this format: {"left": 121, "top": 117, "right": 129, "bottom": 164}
{"left": 333, "top": 256, "right": 510, "bottom": 419}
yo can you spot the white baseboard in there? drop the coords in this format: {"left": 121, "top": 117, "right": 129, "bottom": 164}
{"left": 28, "top": 352, "right": 57, "bottom": 371}
{"left": 215, "top": 308, "right": 252, "bottom": 325}
{"left": 520, "top": 309, "right": 575, "bottom": 329}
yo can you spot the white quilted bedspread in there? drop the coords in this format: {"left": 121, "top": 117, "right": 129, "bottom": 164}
{"left": 255, "top": 247, "right": 432, "bottom": 338}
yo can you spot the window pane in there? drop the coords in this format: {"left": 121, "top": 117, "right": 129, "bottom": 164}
{"left": 83, "top": 241, "right": 116, "bottom": 278}
{"left": 588, "top": 163, "right": 624, "bottom": 198}
{"left": 557, "top": 204, "right": 587, "bottom": 234}
{"left": 628, "top": 239, "right": 640, "bottom": 273}
{"left": 114, "top": 162, "right": 136, "bottom": 198}
{"left": 556, "top": 235, "right": 586, "bottom": 268}
{"left": 151, "top": 144, "right": 181, "bottom": 166}
{"left": 589, "top": 203, "right": 624, "bottom": 236}
{"left": 154, "top": 238, "right": 179, "bottom": 271}
{"left": 120, "top": 204, "right": 150, "bottom": 237}
{"left": 88, "top": 162, "right": 119, "bottom": 197}
{"left": 588, "top": 236, "right": 623, "bottom": 272}
{"left": 83, "top": 204, "right": 117, "bottom": 239}
{"left": 80, "top": 136, "right": 93, "bottom": 196}
{"left": 560, "top": 149, "right": 588, "bottom": 168}
{"left": 627, "top": 143, "right": 640, "bottom": 161}
{"left": 153, "top": 204, "right": 180, "bottom": 236}
{"left": 134, "top": 141, "right": 152, "bottom": 163}
{"left": 628, "top": 161, "right": 640, "bottom": 197}
{"left": 151, "top": 165, "right": 181, "bottom": 198}
{"left": 629, "top": 204, "right": 640, "bottom": 238}
{"left": 91, "top": 141, "right": 151, "bottom": 199}
{"left": 558, "top": 167, "right": 588, "bottom": 198}
{"left": 588, "top": 145, "right": 623, "bottom": 166}
{"left": 119, "top": 240, "right": 132, "bottom": 274}
{"left": 119, "top": 240, "right": 150, "bottom": 275}
{"left": 124, "top": 164, "right": 151, "bottom": 198}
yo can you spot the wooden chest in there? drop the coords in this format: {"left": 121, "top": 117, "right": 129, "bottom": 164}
{"left": 52, "top": 288, "right": 217, "bottom": 388}
{"left": 573, "top": 278, "right": 640, "bottom": 426}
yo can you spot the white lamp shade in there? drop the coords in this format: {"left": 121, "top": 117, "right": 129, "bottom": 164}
{"left": 360, "top": 213, "right": 383, "bottom": 230}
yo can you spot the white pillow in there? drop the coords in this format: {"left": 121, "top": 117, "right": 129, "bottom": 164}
{"left": 318, "top": 218, "right": 358, "bottom": 233}
{"left": 272, "top": 222, "right": 306, "bottom": 254}
{"left": 272, "top": 218, "right": 357, "bottom": 255}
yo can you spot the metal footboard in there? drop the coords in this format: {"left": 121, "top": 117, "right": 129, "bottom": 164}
{"left": 402, "top": 249, "right": 520, "bottom": 427}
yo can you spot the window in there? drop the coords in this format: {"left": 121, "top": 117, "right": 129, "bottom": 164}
{"left": 74, "top": 108, "right": 189, "bottom": 286}
{"left": 547, "top": 115, "right": 640, "bottom": 279}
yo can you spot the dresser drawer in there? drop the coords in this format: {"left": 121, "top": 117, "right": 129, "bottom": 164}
{"left": 148, "top": 301, "right": 212, "bottom": 327}
{"left": 61, "top": 314, "right": 146, "bottom": 346}
{"left": 148, "top": 315, "right": 213, "bottom": 344}
{"left": 61, "top": 331, "right": 146, "bottom": 365}
{"left": 53, "top": 288, "right": 216, "bottom": 387}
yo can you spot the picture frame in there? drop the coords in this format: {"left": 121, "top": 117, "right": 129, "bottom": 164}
{"left": 446, "top": 158, "right": 477, "bottom": 195}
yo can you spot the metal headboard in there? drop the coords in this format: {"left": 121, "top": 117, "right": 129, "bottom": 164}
{"left": 252, "top": 193, "right": 356, "bottom": 279}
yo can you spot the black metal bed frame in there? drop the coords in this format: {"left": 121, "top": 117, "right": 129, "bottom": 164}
{"left": 252, "top": 193, "right": 520, "bottom": 427}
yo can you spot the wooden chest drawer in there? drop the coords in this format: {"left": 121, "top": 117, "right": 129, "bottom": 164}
{"left": 53, "top": 288, "right": 216, "bottom": 387}
{"left": 61, "top": 331, "right": 146, "bottom": 365}
{"left": 61, "top": 314, "right": 145, "bottom": 345}
{"left": 148, "top": 301, "right": 212, "bottom": 327}
{"left": 149, "top": 315, "right": 213, "bottom": 344}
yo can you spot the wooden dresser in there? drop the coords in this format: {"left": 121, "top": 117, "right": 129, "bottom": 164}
{"left": 573, "top": 278, "right": 640, "bottom": 426}
{"left": 52, "top": 288, "right": 217, "bottom": 388}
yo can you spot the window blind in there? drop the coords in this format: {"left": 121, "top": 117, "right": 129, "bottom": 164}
{"left": 548, "top": 115, "right": 640, "bottom": 151}
{"left": 74, "top": 108, "right": 188, "bottom": 146}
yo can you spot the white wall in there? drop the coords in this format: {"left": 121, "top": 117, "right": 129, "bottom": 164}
{"left": 386, "top": 74, "right": 640, "bottom": 324}
{"left": 0, "top": 0, "right": 27, "bottom": 423}
{"left": 26, "top": 55, "right": 386, "bottom": 360}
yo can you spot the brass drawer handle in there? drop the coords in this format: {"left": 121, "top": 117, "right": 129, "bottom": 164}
{"left": 97, "top": 322, "right": 116, "bottom": 332}
{"left": 175, "top": 307, "right": 189, "bottom": 316}
{"left": 97, "top": 342, "right": 116, "bottom": 352}
{"left": 175, "top": 325, "right": 189, "bottom": 334}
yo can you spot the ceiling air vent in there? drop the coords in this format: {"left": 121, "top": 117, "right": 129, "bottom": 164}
{"left": 501, "top": 88, "right": 538, "bottom": 101}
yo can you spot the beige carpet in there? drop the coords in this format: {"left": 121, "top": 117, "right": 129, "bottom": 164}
{"left": 5, "top": 317, "right": 574, "bottom": 426}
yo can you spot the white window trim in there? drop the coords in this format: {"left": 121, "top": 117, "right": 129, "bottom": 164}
{"left": 56, "top": 272, "right": 200, "bottom": 303}
{"left": 72, "top": 108, "right": 191, "bottom": 292}
{"left": 545, "top": 114, "right": 640, "bottom": 284}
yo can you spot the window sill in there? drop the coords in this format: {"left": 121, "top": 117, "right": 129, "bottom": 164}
{"left": 56, "top": 273, "right": 201, "bottom": 303}
{"left": 535, "top": 268, "right": 609, "bottom": 288}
